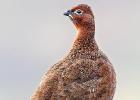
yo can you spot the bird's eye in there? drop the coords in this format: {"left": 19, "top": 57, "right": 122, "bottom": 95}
{"left": 74, "top": 9, "right": 83, "bottom": 15}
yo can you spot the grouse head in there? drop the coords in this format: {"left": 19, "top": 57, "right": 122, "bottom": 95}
{"left": 64, "top": 4, "right": 95, "bottom": 30}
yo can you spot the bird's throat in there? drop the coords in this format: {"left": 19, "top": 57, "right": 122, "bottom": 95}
{"left": 72, "top": 27, "right": 98, "bottom": 52}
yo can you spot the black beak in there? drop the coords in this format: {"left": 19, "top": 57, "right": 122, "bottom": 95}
{"left": 64, "top": 10, "right": 72, "bottom": 16}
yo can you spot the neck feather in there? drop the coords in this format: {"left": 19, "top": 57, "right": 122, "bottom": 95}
{"left": 72, "top": 24, "right": 98, "bottom": 52}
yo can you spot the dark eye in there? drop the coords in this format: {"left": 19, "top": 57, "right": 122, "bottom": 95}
{"left": 74, "top": 9, "right": 83, "bottom": 15}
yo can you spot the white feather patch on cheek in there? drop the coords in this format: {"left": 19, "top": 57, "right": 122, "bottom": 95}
{"left": 68, "top": 14, "right": 73, "bottom": 19}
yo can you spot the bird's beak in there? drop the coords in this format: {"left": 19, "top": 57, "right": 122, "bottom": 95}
{"left": 64, "top": 10, "right": 73, "bottom": 21}
{"left": 64, "top": 10, "right": 72, "bottom": 16}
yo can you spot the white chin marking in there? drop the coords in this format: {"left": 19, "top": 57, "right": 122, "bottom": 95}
{"left": 68, "top": 15, "right": 73, "bottom": 20}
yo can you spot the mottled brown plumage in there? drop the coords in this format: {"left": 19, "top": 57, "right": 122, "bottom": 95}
{"left": 31, "top": 4, "right": 116, "bottom": 100}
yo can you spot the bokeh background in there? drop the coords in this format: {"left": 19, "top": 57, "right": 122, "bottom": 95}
{"left": 0, "top": 0, "right": 140, "bottom": 100}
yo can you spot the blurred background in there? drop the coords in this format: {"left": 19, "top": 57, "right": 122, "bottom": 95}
{"left": 0, "top": 0, "right": 140, "bottom": 100}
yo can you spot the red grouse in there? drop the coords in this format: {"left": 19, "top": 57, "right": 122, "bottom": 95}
{"left": 31, "top": 4, "right": 116, "bottom": 100}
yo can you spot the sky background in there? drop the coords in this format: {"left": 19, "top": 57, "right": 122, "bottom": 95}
{"left": 0, "top": 0, "right": 140, "bottom": 100}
